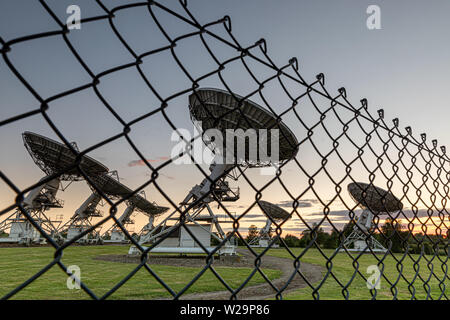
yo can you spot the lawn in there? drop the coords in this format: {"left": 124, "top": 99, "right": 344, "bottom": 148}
{"left": 0, "top": 245, "right": 281, "bottom": 300}
{"left": 258, "top": 247, "right": 449, "bottom": 300}
{"left": 1, "top": 245, "right": 447, "bottom": 300}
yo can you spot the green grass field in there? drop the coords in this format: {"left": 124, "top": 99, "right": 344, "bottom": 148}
{"left": 0, "top": 245, "right": 280, "bottom": 300}
{"left": 1, "top": 245, "right": 448, "bottom": 300}
{"left": 259, "top": 248, "right": 449, "bottom": 300}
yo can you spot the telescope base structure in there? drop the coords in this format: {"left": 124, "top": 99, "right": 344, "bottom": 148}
{"left": 101, "top": 205, "right": 136, "bottom": 244}
{"left": 339, "top": 229, "right": 387, "bottom": 253}
{"left": 59, "top": 192, "right": 103, "bottom": 245}
{"left": 66, "top": 226, "right": 102, "bottom": 245}
{"left": 0, "top": 220, "right": 46, "bottom": 245}
{"left": 0, "top": 212, "right": 62, "bottom": 245}
{"left": 247, "top": 218, "right": 279, "bottom": 248}
{"left": 129, "top": 245, "right": 236, "bottom": 255}
{"left": 339, "top": 209, "right": 388, "bottom": 253}
{"left": 249, "top": 238, "right": 279, "bottom": 248}
{"left": 131, "top": 159, "right": 242, "bottom": 257}
{"left": 103, "top": 230, "right": 132, "bottom": 244}
{"left": 0, "top": 177, "right": 65, "bottom": 245}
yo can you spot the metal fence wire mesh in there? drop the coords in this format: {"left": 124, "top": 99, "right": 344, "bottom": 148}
{"left": 0, "top": 0, "right": 449, "bottom": 300}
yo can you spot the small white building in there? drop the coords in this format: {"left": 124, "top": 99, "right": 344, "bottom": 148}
{"left": 129, "top": 223, "right": 236, "bottom": 255}
{"left": 155, "top": 224, "right": 212, "bottom": 248}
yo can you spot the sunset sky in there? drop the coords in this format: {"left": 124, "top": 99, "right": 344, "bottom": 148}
{"left": 1, "top": 0, "right": 450, "bottom": 237}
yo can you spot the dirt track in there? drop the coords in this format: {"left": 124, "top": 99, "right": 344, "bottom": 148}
{"left": 179, "top": 249, "right": 323, "bottom": 300}
{"left": 96, "top": 249, "right": 324, "bottom": 300}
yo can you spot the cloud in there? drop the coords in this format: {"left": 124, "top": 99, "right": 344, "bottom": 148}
{"left": 227, "top": 204, "right": 251, "bottom": 209}
{"left": 239, "top": 219, "right": 269, "bottom": 223}
{"left": 305, "top": 209, "right": 361, "bottom": 218}
{"left": 233, "top": 212, "right": 263, "bottom": 218}
{"left": 159, "top": 173, "right": 175, "bottom": 180}
{"left": 296, "top": 209, "right": 446, "bottom": 228}
{"left": 145, "top": 172, "right": 175, "bottom": 180}
{"left": 276, "top": 199, "right": 319, "bottom": 208}
{"left": 95, "top": 156, "right": 108, "bottom": 162}
{"left": 128, "top": 156, "right": 170, "bottom": 167}
{"left": 223, "top": 208, "right": 447, "bottom": 235}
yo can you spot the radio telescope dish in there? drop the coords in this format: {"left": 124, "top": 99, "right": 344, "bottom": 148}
{"left": 23, "top": 131, "right": 108, "bottom": 180}
{"left": 4, "top": 132, "right": 108, "bottom": 244}
{"left": 89, "top": 172, "right": 168, "bottom": 215}
{"left": 340, "top": 182, "right": 403, "bottom": 253}
{"left": 248, "top": 201, "right": 291, "bottom": 248}
{"left": 189, "top": 88, "right": 299, "bottom": 166}
{"left": 348, "top": 182, "right": 403, "bottom": 214}
{"left": 89, "top": 171, "right": 168, "bottom": 215}
{"left": 130, "top": 193, "right": 169, "bottom": 216}
{"left": 131, "top": 89, "right": 300, "bottom": 255}
{"left": 259, "top": 201, "right": 291, "bottom": 221}
{"left": 89, "top": 171, "right": 133, "bottom": 198}
{"left": 89, "top": 171, "right": 168, "bottom": 243}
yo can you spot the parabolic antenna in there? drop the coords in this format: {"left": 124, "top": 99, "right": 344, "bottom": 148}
{"left": 6, "top": 132, "right": 108, "bottom": 245}
{"left": 348, "top": 182, "right": 403, "bottom": 214}
{"left": 259, "top": 200, "right": 291, "bottom": 221}
{"left": 89, "top": 172, "right": 133, "bottom": 198}
{"left": 130, "top": 193, "right": 169, "bottom": 216}
{"left": 132, "top": 89, "right": 300, "bottom": 255}
{"left": 23, "top": 131, "right": 108, "bottom": 180}
{"left": 90, "top": 171, "right": 168, "bottom": 243}
{"left": 340, "top": 182, "right": 402, "bottom": 253}
{"left": 247, "top": 200, "right": 291, "bottom": 248}
{"left": 189, "top": 88, "right": 299, "bottom": 166}
{"left": 90, "top": 172, "right": 168, "bottom": 216}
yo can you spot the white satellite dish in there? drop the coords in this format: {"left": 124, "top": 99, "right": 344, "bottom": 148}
{"left": 340, "top": 182, "right": 403, "bottom": 253}
{"left": 131, "top": 88, "right": 298, "bottom": 255}
{"left": 0, "top": 132, "right": 108, "bottom": 245}
{"left": 248, "top": 201, "right": 291, "bottom": 247}
{"left": 86, "top": 170, "right": 168, "bottom": 244}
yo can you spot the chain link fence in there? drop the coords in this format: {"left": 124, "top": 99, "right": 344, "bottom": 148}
{"left": 0, "top": 0, "right": 448, "bottom": 300}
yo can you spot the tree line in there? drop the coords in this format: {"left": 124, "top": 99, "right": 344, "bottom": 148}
{"left": 232, "top": 219, "right": 447, "bottom": 255}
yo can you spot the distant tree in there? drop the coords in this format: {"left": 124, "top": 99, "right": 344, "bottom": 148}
{"left": 301, "top": 228, "right": 311, "bottom": 240}
{"left": 131, "top": 233, "right": 139, "bottom": 241}
{"left": 323, "top": 229, "right": 339, "bottom": 249}
{"left": 299, "top": 230, "right": 312, "bottom": 247}
{"left": 225, "top": 231, "right": 245, "bottom": 246}
{"left": 302, "top": 223, "right": 328, "bottom": 247}
{"left": 298, "top": 235, "right": 308, "bottom": 248}
{"left": 342, "top": 221, "right": 356, "bottom": 238}
{"left": 423, "top": 242, "right": 433, "bottom": 255}
{"left": 267, "top": 226, "right": 274, "bottom": 238}
{"left": 315, "top": 227, "right": 328, "bottom": 246}
{"left": 246, "top": 225, "right": 259, "bottom": 242}
{"left": 381, "top": 218, "right": 407, "bottom": 253}
{"left": 211, "top": 232, "right": 221, "bottom": 246}
{"left": 283, "top": 234, "right": 300, "bottom": 247}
